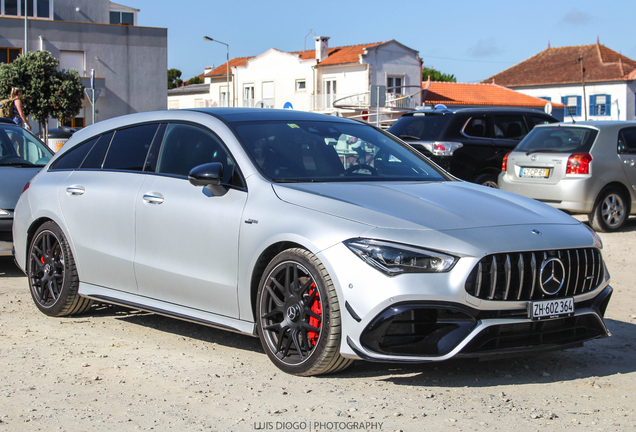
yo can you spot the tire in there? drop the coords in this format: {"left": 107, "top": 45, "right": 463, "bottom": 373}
{"left": 589, "top": 187, "right": 629, "bottom": 232}
{"left": 27, "top": 221, "right": 93, "bottom": 316}
{"left": 475, "top": 173, "right": 499, "bottom": 188}
{"left": 256, "top": 248, "right": 353, "bottom": 376}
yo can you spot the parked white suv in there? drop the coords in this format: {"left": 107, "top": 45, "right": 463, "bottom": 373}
{"left": 499, "top": 121, "right": 636, "bottom": 232}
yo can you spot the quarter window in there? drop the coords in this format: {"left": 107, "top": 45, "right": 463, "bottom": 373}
{"left": 50, "top": 136, "right": 100, "bottom": 171}
{"left": 463, "top": 116, "right": 491, "bottom": 138}
{"left": 492, "top": 115, "right": 527, "bottom": 140}
{"left": 590, "top": 94, "right": 611, "bottom": 116}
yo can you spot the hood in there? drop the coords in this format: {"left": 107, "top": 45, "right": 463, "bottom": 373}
{"left": 0, "top": 167, "right": 42, "bottom": 210}
{"left": 272, "top": 181, "right": 579, "bottom": 231}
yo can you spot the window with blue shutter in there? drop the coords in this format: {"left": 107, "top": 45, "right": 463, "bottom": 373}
{"left": 590, "top": 94, "right": 611, "bottom": 116}
{"left": 561, "top": 96, "right": 581, "bottom": 117}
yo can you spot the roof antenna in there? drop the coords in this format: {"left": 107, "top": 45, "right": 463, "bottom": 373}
{"left": 304, "top": 29, "right": 316, "bottom": 51}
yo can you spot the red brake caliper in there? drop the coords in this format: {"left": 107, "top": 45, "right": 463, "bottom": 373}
{"left": 307, "top": 283, "right": 322, "bottom": 347}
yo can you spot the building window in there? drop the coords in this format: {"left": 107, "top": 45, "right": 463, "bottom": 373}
{"left": 323, "top": 78, "right": 336, "bottom": 109}
{"left": 168, "top": 100, "right": 180, "bottom": 110}
{"left": 220, "top": 86, "right": 230, "bottom": 107}
{"left": 0, "top": 47, "right": 21, "bottom": 64}
{"left": 1, "top": 1, "right": 52, "bottom": 18}
{"left": 110, "top": 11, "right": 135, "bottom": 25}
{"left": 590, "top": 94, "right": 611, "bottom": 116}
{"left": 262, "top": 81, "right": 274, "bottom": 109}
{"left": 59, "top": 51, "right": 84, "bottom": 76}
{"left": 538, "top": 96, "right": 551, "bottom": 101}
{"left": 243, "top": 85, "right": 254, "bottom": 107}
{"left": 387, "top": 76, "right": 403, "bottom": 95}
{"left": 295, "top": 79, "right": 306, "bottom": 92}
{"left": 194, "top": 98, "right": 204, "bottom": 108}
{"left": 62, "top": 117, "right": 85, "bottom": 129}
{"left": 561, "top": 95, "right": 582, "bottom": 117}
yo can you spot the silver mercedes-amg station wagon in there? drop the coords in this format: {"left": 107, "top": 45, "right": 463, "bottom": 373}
{"left": 13, "top": 109, "right": 612, "bottom": 376}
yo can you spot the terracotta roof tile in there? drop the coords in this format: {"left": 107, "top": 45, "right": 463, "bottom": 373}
{"left": 483, "top": 43, "right": 636, "bottom": 87}
{"left": 204, "top": 42, "right": 385, "bottom": 76}
{"left": 423, "top": 81, "right": 563, "bottom": 108}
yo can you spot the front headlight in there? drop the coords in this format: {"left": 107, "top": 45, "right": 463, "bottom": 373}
{"left": 344, "top": 238, "right": 457, "bottom": 276}
{"left": 0, "top": 208, "right": 9, "bottom": 216}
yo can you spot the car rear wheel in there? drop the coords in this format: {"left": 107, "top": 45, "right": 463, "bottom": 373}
{"left": 27, "top": 221, "right": 93, "bottom": 316}
{"left": 256, "top": 248, "right": 352, "bottom": 376}
{"left": 475, "top": 173, "right": 499, "bottom": 188}
{"left": 589, "top": 187, "right": 628, "bottom": 232}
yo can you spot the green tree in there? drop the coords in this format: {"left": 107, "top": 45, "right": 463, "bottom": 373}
{"left": 0, "top": 50, "right": 84, "bottom": 138}
{"left": 422, "top": 67, "right": 456, "bottom": 82}
{"left": 168, "top": 68, "right": 183, "bottom": 89}
{"left": 187, "top": 75, "right": 203, "bottom": 85}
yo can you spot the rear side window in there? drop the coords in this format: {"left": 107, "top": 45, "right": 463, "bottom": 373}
{"left": 388, "top": 115, "right": 451, "bottom": 140}
{"left": 515, "top": 126, "right": 598, "bottom": 153}
{"left": 492, "top": 115, "right": 527, "bottom": 140}
{"left": 529, "top": 115, "right": 554, "bottom": 127}
{"left": 618, "top": 127, "right": 636, "bottom": 154}
{"left": 81, "top": 132, "right": 113, "bottom": 169}
{"left": 103, "top": 124, "right": 160, "bottom": 171}
{"left": 463, "top": 116, "right": 491, "bottom": 138}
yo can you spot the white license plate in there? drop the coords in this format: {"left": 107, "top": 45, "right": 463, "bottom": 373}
{"left": 520, "top": 167, "right": 550, "bottom": 178}
{"left": 528, "top": 298, "right": 574, "bottom": 320}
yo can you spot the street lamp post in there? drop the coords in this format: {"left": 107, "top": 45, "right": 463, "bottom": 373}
{"left": 203, "top": 36, "right": 230, "bottom": 107}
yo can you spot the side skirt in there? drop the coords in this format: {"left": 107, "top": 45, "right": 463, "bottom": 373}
{"left": 79, "top": 282, "right": 257, "bottom": 336}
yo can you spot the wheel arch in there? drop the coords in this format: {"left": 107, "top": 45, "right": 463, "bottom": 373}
{"left": 594, "top": 182, "right": 632, "bottom": 215}
{"left": 25, "top": 217, "right": 55, "bottom": 264}
{"left": 249, "top": 241, "right": 306, "bottom": 323}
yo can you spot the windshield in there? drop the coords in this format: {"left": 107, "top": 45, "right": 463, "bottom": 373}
{"left": 231, "top": 120, "right": 448, "bottom": 182}
{"left": 388, "top": 114, "right": 451, "bottom": 141}
{"left": 514, "top": 126, "right": 598, "bottom": 154}
{"left": 0, "top": 124, "right": 53, "bottom": 167}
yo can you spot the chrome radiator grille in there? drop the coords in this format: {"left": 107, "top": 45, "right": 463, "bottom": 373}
{"left": 465, "top": 248, "right": 604, "bottom": 301}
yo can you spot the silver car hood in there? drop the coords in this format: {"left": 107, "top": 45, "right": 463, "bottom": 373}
{"left": 0, "top": 167, "right": 42, "bottom": 210}
{"left": 272, "top": 181, "right": 579, "bottom": 231}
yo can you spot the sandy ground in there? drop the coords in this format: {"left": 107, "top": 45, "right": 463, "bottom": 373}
{"left": 1, "top": 217, "right": 635, "bottom": 432}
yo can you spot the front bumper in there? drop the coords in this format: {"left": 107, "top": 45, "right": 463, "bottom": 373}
{"left": 0, "top": 218, "right": 13, "bottom": 256}
{"left": 345, "top": 285, "right": 612, "bottom": 362}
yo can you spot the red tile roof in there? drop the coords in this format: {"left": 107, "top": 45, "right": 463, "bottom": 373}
{"left": 483, "top": 42, "right": 636, "bottom": 87}
{"left": 422, "top": 81, "right": 563, "bottom": 108}
{"left": 204, "top": 42, "right": 385, "bottom": 77}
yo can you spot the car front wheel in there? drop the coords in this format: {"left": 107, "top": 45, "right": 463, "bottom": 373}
{"left": 589, "top": 187, "right": 629, "bottom": 232}
{"left": 475, "top": 173, "right": 499, "bottom": 188}
{"left": 27, "top": 221, "right": 93, "bottom": 316}
{"left": 256, "top": 248, "right": 352, "bottom": 376}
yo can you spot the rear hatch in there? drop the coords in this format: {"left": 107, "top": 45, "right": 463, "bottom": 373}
{"left": 504, "top": 125, "right": 599, "bottom": 185}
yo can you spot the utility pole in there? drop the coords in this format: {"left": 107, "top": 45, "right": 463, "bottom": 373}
{"left": 578, "top": 55, "right": 587, "bottom": 120}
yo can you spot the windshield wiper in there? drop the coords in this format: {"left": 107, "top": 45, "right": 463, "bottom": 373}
{"left": 525, "top": 148, "right": 562, "bottom": 156}
{"left": 399, "top": 135, "right": 422, "bottom": 141}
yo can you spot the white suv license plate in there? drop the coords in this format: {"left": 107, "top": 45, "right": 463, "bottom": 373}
{"left": 520, "top": 167, "right": 550, "bottom": 178}
{"left": 528, "top": 298, "right": 574, "bottom": 320}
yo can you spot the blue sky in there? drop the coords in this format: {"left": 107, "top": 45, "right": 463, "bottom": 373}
{"left": 132, "top": 0, "right": 636, "bottom": 84}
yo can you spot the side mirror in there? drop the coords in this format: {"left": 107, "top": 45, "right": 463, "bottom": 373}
{"left": 188, "top": 162, "right": 227, "bottom": 196}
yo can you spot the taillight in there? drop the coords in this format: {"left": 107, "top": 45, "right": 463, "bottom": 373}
{"left": 502, "top": 152, "right": 510, "bottom": 171}
{"left": 566, "top": 153, "right": 592, "bottom": 174}
{"left": 21, "top": 182, "right": 30, "bottom": 193}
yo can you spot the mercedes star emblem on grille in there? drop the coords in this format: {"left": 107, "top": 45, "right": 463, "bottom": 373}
{"left": 539, "top": 257, "right": 566, "bottom": 295}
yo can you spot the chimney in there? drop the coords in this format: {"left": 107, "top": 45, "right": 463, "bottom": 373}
{"left": 314, "top": 36, "right": 330, "bottom": 62}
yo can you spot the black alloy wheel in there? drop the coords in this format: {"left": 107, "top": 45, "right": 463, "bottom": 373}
{"left": 256, "top": 248, "right": 352, "bottom": 376}
{"left": 27, "top": 221, "right": 92, "bottom": 316}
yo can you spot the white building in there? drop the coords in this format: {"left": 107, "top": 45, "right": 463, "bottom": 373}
{"left": 169, "top": 37, "right": 422, "bottom": 121}
{"left": 484, "top": 41, "right": 636, "bottom": 122}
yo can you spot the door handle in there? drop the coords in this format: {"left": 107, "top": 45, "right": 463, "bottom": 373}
{"left": 623, "top": 159, "right": 635, "bottom": 167}
{"left": 142, "top": 193, "right": 164, "bottom": 204}
{"left": 65, "top": 186, "right": 85, "bottom": 196}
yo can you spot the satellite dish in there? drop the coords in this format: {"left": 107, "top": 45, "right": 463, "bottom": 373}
{"left": 544, "top": 102, "right": 553, "bottom": 115}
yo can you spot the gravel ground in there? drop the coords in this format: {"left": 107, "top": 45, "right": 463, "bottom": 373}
{"left": 1, "top": 217, "right": 635, "bottom": 432}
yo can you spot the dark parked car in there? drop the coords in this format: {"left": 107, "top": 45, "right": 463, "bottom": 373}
{"left": 389, "top": 106, "right": 558, "bottom": 187}
{"left": 0, "top": 118, "right": 54, "bottom": 256}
